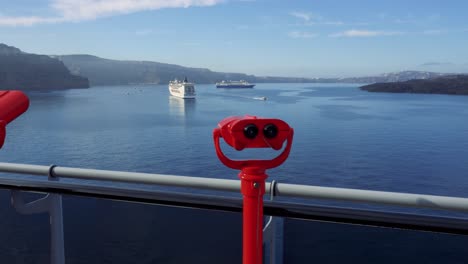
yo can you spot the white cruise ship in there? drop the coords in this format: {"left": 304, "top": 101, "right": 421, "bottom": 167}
{"left": 168, "top": 77, "right": 196, "bottom": 99}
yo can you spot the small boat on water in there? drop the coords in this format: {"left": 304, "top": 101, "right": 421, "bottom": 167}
{"left": 216, "top": 80, "right": 255, "bottom": 88}
{"left": 253, "top": 96, "right": 267, "bottom": 101}
{"left": 169, "top": 77, "right": 196, "bottom": 99}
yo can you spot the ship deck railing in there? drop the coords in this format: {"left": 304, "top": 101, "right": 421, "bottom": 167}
{"left": 1, "top": 161, "right": 468, "bottom": 263}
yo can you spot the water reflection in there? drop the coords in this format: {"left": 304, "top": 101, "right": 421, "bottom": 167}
{"left": 168, "top": 96, "right": 196, "bottom": 117}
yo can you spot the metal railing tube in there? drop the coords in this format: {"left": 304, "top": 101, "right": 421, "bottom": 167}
{"left": 0, "top": 162, "right": 240, "bottom": 192}
{"left": 56, "top": 167, "right": 240, "bottom": 192}
{"left": 3, "top": 176, "right": 468, "bottom": 235}
{"left": 3, "top": 162, "right": 468, "bottom": 213}
{"left": 0, "top": 162, "right": 50, "bottom": 175}
{"left": 274, "top": 183, "right": 468, "bottom": 212}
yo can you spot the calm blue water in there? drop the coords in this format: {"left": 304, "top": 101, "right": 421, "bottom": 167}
{"left": 2, "top": 83, "right": 468, "bottom": 263}
{"left": 2, "top": 83, "right": 468, "bottom": 196}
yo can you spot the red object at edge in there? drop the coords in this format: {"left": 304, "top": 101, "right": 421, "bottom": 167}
{"left": 0, "top": 90, "right": 30, "bottom": 149}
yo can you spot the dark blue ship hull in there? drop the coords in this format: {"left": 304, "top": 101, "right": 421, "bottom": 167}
{"left": 216, "top": 84, "right": 255, "bottom": 88}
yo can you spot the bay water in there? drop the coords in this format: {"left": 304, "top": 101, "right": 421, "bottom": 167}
{"left": 1, "top": 83, "right": 468, "bottom": 263}
{"left": 2, "top": 83, "right": 468, "bottom": 195}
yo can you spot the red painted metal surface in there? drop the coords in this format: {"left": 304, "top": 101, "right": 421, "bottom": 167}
{"left": 239, "top": 167, "right": 267, "bottom": 264}
{"left": 0, "top": 90, "right": 30, "bottom": 148}
{"left": 213, "top": 115, "right": 294, "bottom": 170}
{"left": 213, "top": 115, "right": 293, "bottom": 264}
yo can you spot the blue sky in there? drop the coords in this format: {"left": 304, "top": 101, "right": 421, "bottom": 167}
{"left": 1, "top": 0, "right": 468, "bottom": 77}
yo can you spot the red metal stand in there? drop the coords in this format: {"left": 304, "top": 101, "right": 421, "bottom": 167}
{"left": 240, "top": 167, "right": 267, "bottom": 264}
{"left": 213, "top": 115, "right": 293, "bottom": 264}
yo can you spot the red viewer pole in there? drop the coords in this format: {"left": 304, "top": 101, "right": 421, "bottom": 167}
{"left": 240, "top": 167, "right": 267, "bottom": 264}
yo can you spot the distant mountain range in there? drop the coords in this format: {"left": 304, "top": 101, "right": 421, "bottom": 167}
{"left": 55, "top": 54, "right": 451, "bottom": 86}
{"left": 53, "top": 54, "right": 318, "bottom": 86}
{"left": 1, "top": 43, "right": 464, "bottom": 91}
{"left": 0, "top": 43, "right": 89, "bottom": 91}
{"left": 337, "top": 71, "right": 447, "bottom": 84}
{"left": 360, "top": 75, "right": 468, "bottom": 95}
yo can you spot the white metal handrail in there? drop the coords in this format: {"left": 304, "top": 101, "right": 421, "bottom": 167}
{"left": 1, "top": 162, "right": 468, "bottom": 213}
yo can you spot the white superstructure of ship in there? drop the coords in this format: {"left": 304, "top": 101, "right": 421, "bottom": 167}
{"left": 168, "top": 77, "right": 196, "bottom": 99}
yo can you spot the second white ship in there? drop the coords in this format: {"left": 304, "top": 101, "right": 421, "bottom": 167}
{"left": 168, "top": 77, "right": 196, "bottom": 99}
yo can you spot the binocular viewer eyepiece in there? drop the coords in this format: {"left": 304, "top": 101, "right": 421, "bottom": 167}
{"left": 243, "top": 123, "right": 278, "bottom": 140}
{"left": 215, "top": 115, "right": 292, "bottom": 151}
{"left": 0, "top": 90, "right": 30, "bottom": 149}
{"left": 213, "top": 115, "right": 294, "bottom": 170}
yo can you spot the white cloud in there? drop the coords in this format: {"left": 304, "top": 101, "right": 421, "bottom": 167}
{"left": 0, "top": 0, "right": 222, "bottom": 26}
{"left": 52, "top": 0, "right": 222, "bottom": 21}
{"left": 0, "top": 16, "right": 64, "bottom": 26}
{"left": 290, "top": 12, "right": 311, "bottom": 22}
{"left": 290, "top": 11, "right": 349, "bottom": 26}
{"left": 302, "top": 20, "right": 344, "bottom": 26}
{"left": 419, "top": 62, "right": 453, "bottom": 67}
{"left": 330, "top": 29, "right": 404, "bottom": 37}
{"left": 380, "top": 14, "right": 441, "bottom": 25}
{"left": 288, "top": 31, "right": 317, "bottom": 39}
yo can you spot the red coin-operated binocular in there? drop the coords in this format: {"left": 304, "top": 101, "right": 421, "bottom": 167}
{"left": 0, "top": 91, "right": 30, "bottom": 149}
{"left": 213, "top": 115, "right": 294, "bottom": 264}
{"left": 213, "top": 115, "right": 294, "bottom": 169}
